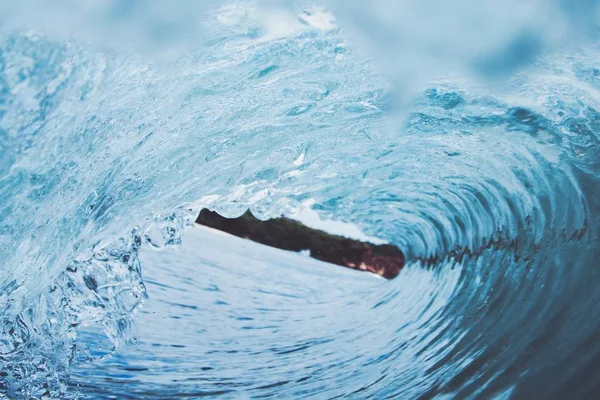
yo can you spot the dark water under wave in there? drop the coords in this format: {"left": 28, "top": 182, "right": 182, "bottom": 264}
{"left": 1, "top": 2, "right": 600, "bottom": 399}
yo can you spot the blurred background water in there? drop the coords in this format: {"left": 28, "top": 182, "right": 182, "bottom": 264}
{"left": 0, "top": 1, "right": 599, "bottom": 399}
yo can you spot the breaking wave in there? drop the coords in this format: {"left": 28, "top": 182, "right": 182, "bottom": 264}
{"left": 1, "top": 1, "right": 599, "bottom": 398}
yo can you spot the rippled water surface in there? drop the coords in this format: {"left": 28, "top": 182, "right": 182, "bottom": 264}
{"left": 1, "top": 1, "right": 600, "bottom": 399}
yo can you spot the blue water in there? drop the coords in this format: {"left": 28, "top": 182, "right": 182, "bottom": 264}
{"left": 1, "top": 1, "right": 600, "bottom": 399}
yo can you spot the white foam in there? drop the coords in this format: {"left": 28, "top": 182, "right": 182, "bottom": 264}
{"left": 287, "top": 200, "right": 387, "bottom": 244}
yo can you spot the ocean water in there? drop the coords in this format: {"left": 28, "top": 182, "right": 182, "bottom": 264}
{"left": 1, "top": 1, "right": 600, "bottom": 399}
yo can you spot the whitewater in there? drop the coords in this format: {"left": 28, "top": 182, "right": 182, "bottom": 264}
{"left": 1, "top": 1, "right": 599, "bottom": 399}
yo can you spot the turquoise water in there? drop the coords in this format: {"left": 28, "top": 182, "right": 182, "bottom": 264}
{"left": 1, "top": 2, "right": 600, "bottom": 399}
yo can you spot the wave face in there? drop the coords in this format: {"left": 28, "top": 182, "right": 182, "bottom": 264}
{"left": 1, "top": 1, "right": 600, "bottom": 399}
